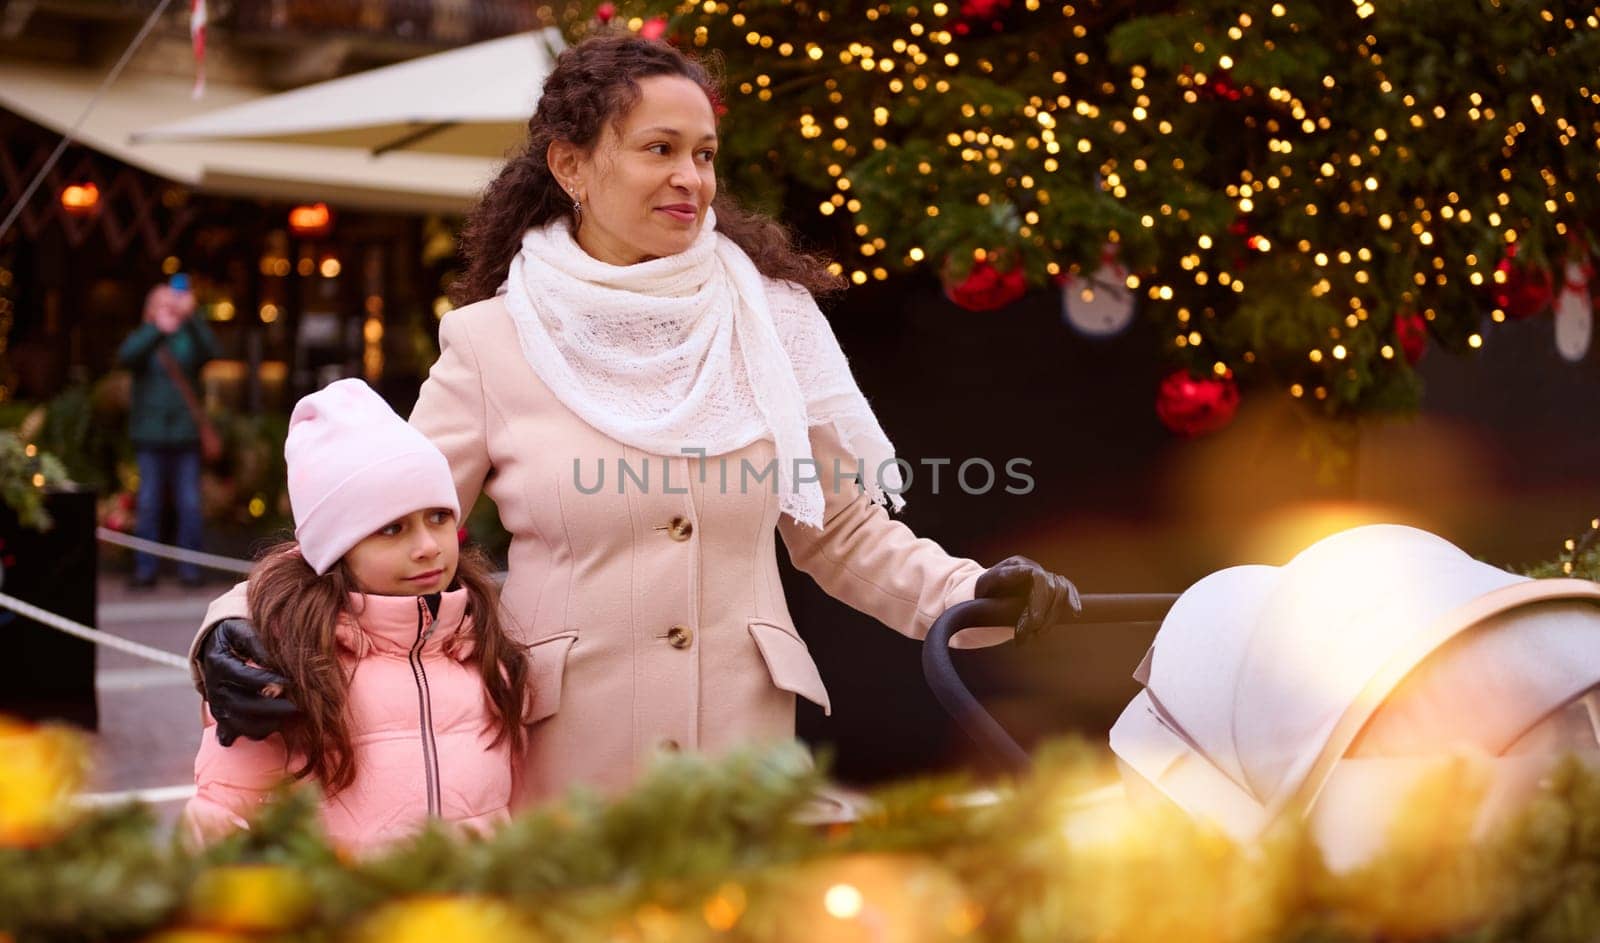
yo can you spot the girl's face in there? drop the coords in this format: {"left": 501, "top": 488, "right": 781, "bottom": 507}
{"left": 343, "top": 508, "right": 459, "bottom": 596}
{"left": 547, "top": 74, "right": 719, "bottom": 266}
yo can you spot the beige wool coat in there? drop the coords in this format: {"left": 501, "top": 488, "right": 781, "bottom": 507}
{"left": 194, "top": 292, "right": 1010, "bottom": 801}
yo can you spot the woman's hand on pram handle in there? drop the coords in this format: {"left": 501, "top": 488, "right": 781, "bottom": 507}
{"left": 974, "top": 555, "right": 1083, "bottom": 643}
{"left": 199, "top": 618, "right": 301, "bottom": 746}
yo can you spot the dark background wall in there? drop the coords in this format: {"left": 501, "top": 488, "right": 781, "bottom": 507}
{"left": 788, "top": 272, "right": 1600, "bottom": 784}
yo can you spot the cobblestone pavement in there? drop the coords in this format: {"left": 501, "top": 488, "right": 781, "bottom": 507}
{"left": 88, "top": 573, "right": 234, "bottom": 818}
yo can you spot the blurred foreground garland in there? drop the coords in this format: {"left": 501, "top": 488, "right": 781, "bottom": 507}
{"left": 2, "top": 731, "right": 1599, "bottom": 943}
{"left": 574, "top": 1, "right": 1600, "bottom": 419}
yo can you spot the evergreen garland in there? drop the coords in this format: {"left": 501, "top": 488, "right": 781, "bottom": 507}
{"left": 2, "top": 739, "right": 1599, "bottom": 942}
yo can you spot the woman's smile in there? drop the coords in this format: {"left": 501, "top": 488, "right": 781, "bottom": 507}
{"left": 656, "top": 203, "right": 698, "bottom": 223}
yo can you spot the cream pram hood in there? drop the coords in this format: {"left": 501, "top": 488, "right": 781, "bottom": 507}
{"left": 1110, "top": 524, "right": 1600, "bottom": 870}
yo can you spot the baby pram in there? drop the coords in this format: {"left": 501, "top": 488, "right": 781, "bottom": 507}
{"left": 925, "top": 524, "right": 1600, "bottom": 871}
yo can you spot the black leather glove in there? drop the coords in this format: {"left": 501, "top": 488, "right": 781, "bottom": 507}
{"left": 974, "top": 554, "right": 1082, "bottom": 643}
{"left": 198, "top": 618, "right": 300, "bottom": 746}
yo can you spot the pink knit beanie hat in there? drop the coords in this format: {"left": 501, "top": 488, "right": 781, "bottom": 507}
{"left": 285, "top": 379, "right": 459, "bottom": 575}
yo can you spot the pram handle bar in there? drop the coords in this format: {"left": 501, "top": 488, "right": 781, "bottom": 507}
{"left": 922, "top": 593, "right": 1179, "bottom": 772}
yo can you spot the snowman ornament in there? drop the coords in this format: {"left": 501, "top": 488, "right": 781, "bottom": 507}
{"left": 1061, "top": 246, "right": 1137, "bottom": 338}
{"left": 1555, "top": 255, "right": 1593, "bottom": 363}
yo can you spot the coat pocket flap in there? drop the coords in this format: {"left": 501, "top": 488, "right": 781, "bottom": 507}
{"left": 748, "top": 620, "right": 831, "bottom": 716}
{"left": 524, "top": 633, "right": 577, "bottom": 725}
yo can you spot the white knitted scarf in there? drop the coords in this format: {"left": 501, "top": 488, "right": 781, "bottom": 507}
{"left": 498, "top": 210, "right": 906, "bottom": 529}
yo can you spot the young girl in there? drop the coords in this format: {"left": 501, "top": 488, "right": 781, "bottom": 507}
{"left": 183, "top": 379, "right": 532, "bottom": 854}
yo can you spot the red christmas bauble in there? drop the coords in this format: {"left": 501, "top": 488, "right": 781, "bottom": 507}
{"left": 1394, "top": 311, "right": 1429, "bottom": 365}
{"left": 595, "top": 2, "right": 615, "bottom": 23}
{"left": 639, "top": 16, "right": 668, "bottom": 41}
{"left": 952, "top": 0, "right": 1010, "bottom": 35}
{"left": 1207, "top": 73, "right": 1244, "bottom": 102}
{"left": 961, "top": 0, "right": 1011, "bottom": 16}
{"left": 1493, "top": 245, "right": 1555, "bottom": 319}
{"left": 943, "top": 256, "right": 1026, "bottom": 312}
{"left": 1156, "top": 370, "right": 1240, "bottom": 437}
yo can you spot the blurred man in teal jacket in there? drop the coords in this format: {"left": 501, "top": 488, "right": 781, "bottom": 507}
{"left": 115, "top": 275, "right": 216, "bottom": 587}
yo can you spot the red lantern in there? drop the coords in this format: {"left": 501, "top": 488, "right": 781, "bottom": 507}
{"left": 942, "top": 255, "right": 1026, "bottom": 312}
{"left": 288, "top": 202, "right": 333, "bottom": 238}
{"left": 1394, "top": 311, "right": 1428, "bottom": 365}
{"left": 1156, "top": 369, "right": 1240, "bottom": 437}
{"left": 1492, "top": 244, "right": 1554, "bottom": 319}
{"left": 60, "top": 182, "right": 99, "bottom": 216}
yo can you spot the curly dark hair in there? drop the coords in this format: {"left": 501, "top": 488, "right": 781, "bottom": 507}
{"left": 452, "top": 32, "right": 840, "bottom": 306}
{"left": 247, "top": 543, "right": 530, "bottom": 796}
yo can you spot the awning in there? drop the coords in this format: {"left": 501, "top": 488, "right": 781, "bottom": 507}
{"left": 0, "top": 56, "right": 523, "bottom": 214}
{"left": 132, "top": 29, "right": 561, "bottom": 158}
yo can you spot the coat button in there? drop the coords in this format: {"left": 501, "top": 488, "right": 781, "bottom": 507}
{"left": 666, "top": 624, "right": 693, "bottom": 649}
{"left": 666, "top": 516, "right": 693, "bottom": 541}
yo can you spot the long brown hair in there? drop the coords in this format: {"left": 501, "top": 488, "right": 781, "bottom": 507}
{"left": 452, "top": 32, "right": 840, "bottom": 306}
{"left": 247, "top": 542, "right": 530, "bottom": 796}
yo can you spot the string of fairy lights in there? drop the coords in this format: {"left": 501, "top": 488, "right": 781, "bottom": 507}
{"left": 1558, "top": 515, "right": 1600, "bottom": 576}
{"left": 613, "top": 0, "right": 1600, "bottom": 410}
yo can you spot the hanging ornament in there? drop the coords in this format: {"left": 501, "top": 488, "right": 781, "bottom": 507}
{"left": 1206, "top": 70, "right": 1245, "bottom": 102}
{"left": 952, "top": 0, "right": 1011, "bottom": 35}
{"left": 942, "top": 254, "right": 1026, "bottom": 312}
{"left": 595, "top": 2, "right": 615, "bottom": 23}
{"left": 1554, "top": 254, "right": 1594, "bottom": 363}
{"left": 1156, "top": 370, "right": 1239, "bottom": 437}
{"left": 1394, "top": 311, "right": 1429, "bottom": 365}
{"left": 639, "top": 16, "right": 668, "bottom": 41}
{"left": 1059, "top": 245, "right": 1136, "bottom": 337}
{"left": 1225, "top": 216, "right": 1255, "bottom": 271}
{"left": 1492, "top": 244, "right": 1554, "bottom": 319}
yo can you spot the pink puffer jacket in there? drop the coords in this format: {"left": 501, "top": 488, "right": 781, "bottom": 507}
{"left": 182, "top": 588, "right": 517, "bottom": 855}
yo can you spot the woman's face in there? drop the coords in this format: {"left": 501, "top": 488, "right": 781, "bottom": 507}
{"left": 549, "top": 74, "right": 718, "bottom": 265}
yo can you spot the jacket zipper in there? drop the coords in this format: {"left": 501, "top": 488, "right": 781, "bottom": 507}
{"left": 408, "top": 597, "right": 443, "bottom": 818}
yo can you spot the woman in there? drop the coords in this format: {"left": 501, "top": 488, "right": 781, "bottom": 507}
{"left": 193, "top": 33, "right": 1080, "bottom": 800}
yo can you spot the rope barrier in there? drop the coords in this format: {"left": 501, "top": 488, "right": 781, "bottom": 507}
{"left": 97, "top": 528, "right": 254, "bottom": 574}
{"left": 18, "top": 532, "right": 505, "bottom": 672}
{"left": 75, "top": 784, "right": 196, "bottom": 808}
{"left": 0, "top": 591, "right": 189, "bottom": 671}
